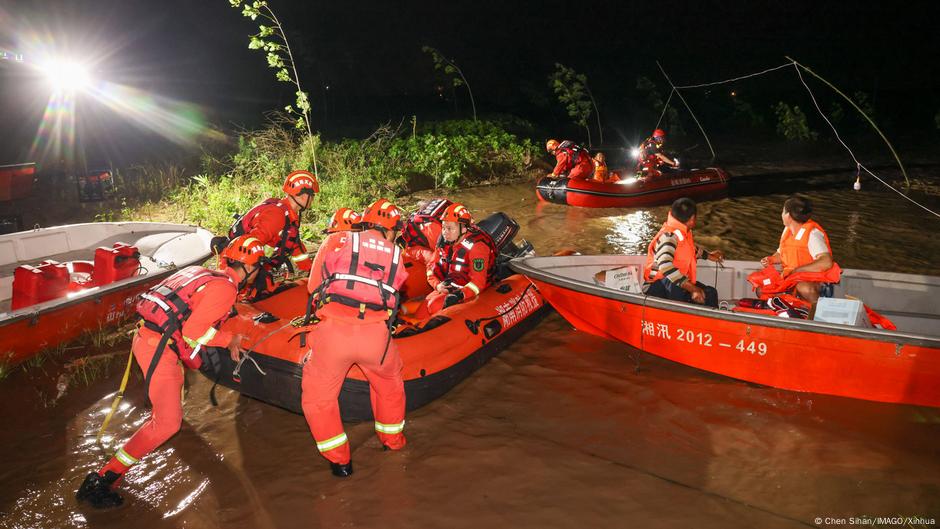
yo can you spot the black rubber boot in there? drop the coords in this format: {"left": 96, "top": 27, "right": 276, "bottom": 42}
{"left": 76, "top": 471, "right": 123, "bottom": 509}
{"left": 330, "top": 461, "right": 354, "bottom": 477}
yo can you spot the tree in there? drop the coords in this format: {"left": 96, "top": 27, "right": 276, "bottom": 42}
{"left": 549, "top": 63, "right": 602, "bottom": 146}
{"left": 422, "top": 46, "right": 477, "bottom": 122}
{"left": 230, "top": 0, "right": 312, "bottom": 140}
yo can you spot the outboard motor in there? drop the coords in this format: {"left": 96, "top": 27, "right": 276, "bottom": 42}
{"left": 477, "top": 212, "right": 535, "bottom": 279}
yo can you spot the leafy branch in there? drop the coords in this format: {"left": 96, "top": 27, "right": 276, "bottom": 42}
{"left": 230, "top": 1, "right": 312, "bottom": 139}
{"left": 422, "top": 46, "right": 476, "bottom": 121}
{"left": 549, "top": 63, "right": 602, "bottom": 146}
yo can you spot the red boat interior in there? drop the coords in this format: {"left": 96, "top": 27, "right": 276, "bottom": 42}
{"left": 9, "top": 242, "right": 140, "bottom": 310}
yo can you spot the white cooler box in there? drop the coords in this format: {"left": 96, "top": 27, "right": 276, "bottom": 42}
{"left": 813, "top": 298, "right": 872, "bottom": 327}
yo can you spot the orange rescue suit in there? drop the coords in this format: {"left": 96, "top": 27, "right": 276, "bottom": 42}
{"left": 98, "top": 266, "right": 241, "bottom": 479}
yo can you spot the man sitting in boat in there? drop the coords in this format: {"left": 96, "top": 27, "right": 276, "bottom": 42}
{"left": 303, "top": 199, "right": 409, "bottom": 478}
{"left": 76, "top": 236, "right": 263, "bottom": 509}
{"left": 635, "top": 129, "right": 678, "bottom": 178}
{"left": 643, "top": 197, "right": 723, "bottom": 307}
{"left": 546, "top": 138, "right": 594, "bottom": 180}
{"left": 220, "top": 170, "right": 319, "bottom": 300}
{"left": 412, "top": 202, "right": 498, "bottom": 318}
{"left": 398, "top": 198, "right": 452, "bottom": 299}
{"left": 758, "top": 195, "right": 841, "bottom": 308}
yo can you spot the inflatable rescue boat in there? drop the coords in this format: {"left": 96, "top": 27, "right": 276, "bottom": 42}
{"left": 535, "top": 167, "right": 729, "bottom": 208}
{"left": 200, "top": 213, "right": 550, "bottom": 421}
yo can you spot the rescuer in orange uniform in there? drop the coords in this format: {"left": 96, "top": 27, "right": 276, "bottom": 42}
{"left": 546, "top": 139, "right": 594, "bottom": 180}
{"left": 398, "top": 198, "right": 452, "bottom": 299}
{"left": 635, "top": 129, "right": 678, "bottom": 178}
{"left": 220, "top": 170, "right": 319, "bottom": 299}
{"left": 759, "top": 195, "right": 840, "bottom": 307}
{"left": 302, "top": 199, "right": 408, "bottom": 477}
{"left": 413, "top": 203, "right": 498, "bottom": 318}
{"left": 643, "top": 198, "right": 723, "bottom": 307}
{"left": 76, "top": 236, "right": 264, "bottom": 509}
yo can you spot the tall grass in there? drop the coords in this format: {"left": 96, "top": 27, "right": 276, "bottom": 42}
{"left": 123, "top": 118, "right": 539, "bottom": 243}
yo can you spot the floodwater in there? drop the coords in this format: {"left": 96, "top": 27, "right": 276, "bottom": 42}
{"left": 2, "top": 162, "right": 939, "bottom": 528}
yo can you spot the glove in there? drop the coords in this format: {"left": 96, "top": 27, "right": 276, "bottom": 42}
{"left": 443, "top": 290, "right": 464, "bottom": 308}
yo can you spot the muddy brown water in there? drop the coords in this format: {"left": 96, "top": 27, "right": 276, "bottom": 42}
{"left": 2, "top": 167, "right": 939, "bottom": 528}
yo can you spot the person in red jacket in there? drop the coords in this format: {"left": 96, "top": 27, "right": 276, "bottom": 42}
{"left": 303, "top": 199, "right": 408, "bottom": 477}
{"left": 221, "top": 170, "right": 319, "bottom": 299}
{"left": 398, "top": 198, "right": 452, "bottom": 299}
{"left": 635, "top": 129, "right": 678, "bottom": 178}
{"left": 413, "top": 203, "right": 498, "bottom": 318}
{"left": 76, "top": 236, "right": 264, "bottom": 509}
{"left": 546, "top": 139, "right": 594, "bottom": 180}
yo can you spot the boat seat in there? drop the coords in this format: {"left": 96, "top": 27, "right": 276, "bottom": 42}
{"left": 11, "top": 260, "right": 71, "bottom": 310}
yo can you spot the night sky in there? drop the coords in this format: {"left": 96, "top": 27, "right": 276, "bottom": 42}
{"left": 1, "top": 0, "right": 938, "bottom": 165}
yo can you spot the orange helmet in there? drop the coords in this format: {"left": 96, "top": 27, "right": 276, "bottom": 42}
{"left": 283, "top": 170, "right": 319, "bottom": 197}
{"left": 360, "top": 198, "right": 404, "bottom": 231}
{"left": 441, "top": 203, "right": 472, "bottom": 225}
{"left": 652, "top": 129, "right": 666, "bottom": 142}
{"left": 546, "top": 139, "right": 560, "bottom": 152}
{"left": 220, "top": 235, "right": 265, "bottom": 268}
{"left": 324, "top": 207, "right": 362, "bottom": 234}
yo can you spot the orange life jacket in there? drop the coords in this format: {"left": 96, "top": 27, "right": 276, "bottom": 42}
{"left": 643, "top": 213, "right": 697, "bottom": 284}
{"left": 401, "top": 198, "right": 451, "bottom": 249}
{"left": 228, "top": 198, "right": 303, "bottom": 269}
{"left": 592, "top": 159, "right": 608, "bottom": 182}
{"left": 319, "top": 230, "right": 407, "bottom": 318}
{"left": 778, "top": 220, "right": 832, "bottom": 275}
{"left": 430, "top": 226, "right": 499, "bottom": 288}
{"left": 747, "top": 263, "right": 843, "bottom": 297}
{"left": 137, "top": 266, "right": 236, "bottom": 368}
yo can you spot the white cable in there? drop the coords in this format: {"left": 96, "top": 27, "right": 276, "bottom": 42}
{"left": 792, "top": 63, "right": 940, "bottom": 219}
{"left": 673, "top": 63, "right": 794, "bottom": 89}
{"left": 654, "top": 88, "right": 676, "bottom": 130}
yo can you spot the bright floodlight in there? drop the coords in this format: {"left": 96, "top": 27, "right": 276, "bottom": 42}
{"left": 630, "top": 147, "right": 641, "bottom": 159}
{"left": 41, "top": 60, "right": 91, "bottom": 93}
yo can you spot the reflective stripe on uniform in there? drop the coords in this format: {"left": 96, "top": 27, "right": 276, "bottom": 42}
{"left": 465, "top": 282, "right": 480, "bottom": 295}
{"left": 672, "top": 229, "right": 685, "bottom": 242}
{"left": 374, "top": 420, "right": 405, "bottom": 434}
{"left": 316, "top": 432, "right": 349, "bottom": 452}
{"left": 291, "top": 253, "right": 310, "bottom": 263}
{"left": 191, "top": 327, "right": 217, "bottom": 346}
{"left": 115, "top": 447, "right": 139, "bottom": 467}
{"left": 141, "top": 293, "right": 173, "bottom": 313}
{"left": 331, "top": 273, "right": 398, "bottom": 293}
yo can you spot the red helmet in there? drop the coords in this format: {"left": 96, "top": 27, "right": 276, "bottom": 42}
{"left": 441, "top": 203, "right": 472, "bottom": 225}
{"left": 283, "top": 170, "right": 319, "bottom": 197}
{"left": 221, "top": 235, "right": 265, "bottom": 267}
{"left": 545, "top": 139, "right": 560, "bottom": 152}
{"left": 324, "top": 207, "right": 362, "bottom": 234}
{"left": 652, "top": 129, "right": 666, "bottom": 141}
{"left": 360, "top": 198, "right": 404, "bottom": 231}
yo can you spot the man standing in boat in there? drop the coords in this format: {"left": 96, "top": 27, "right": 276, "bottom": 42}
{"left": 413, "top": 202, "right": 498, "bottom": 318}
{"left": 76, "top": 236, "right": 264, "bottom": 509}
{"left": 643, "top": 198, "right": 723, "bottom": 307}
{"left": 217, "top": 170, "right": 319, "bottom": 300}
{"left": 303, "top": 198, "right": 408, "bottom": 477}
{"left": 546, "top": 139, "right": 595, "bottom": 180}
{"left": 635, "top": 129, "right": 678, "bottom": 178}
{"left": 759, "top": 196, "right": 841, "bottom": 308}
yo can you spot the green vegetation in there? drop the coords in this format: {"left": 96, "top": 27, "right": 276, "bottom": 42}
{"left": 126, "top": 119, "right": 538, "bottom": 241}
{"left": 550, "top": 64, "right": 601, "bottom": 146}
{"left": 773, "top": 102, "right": 818, "bottom": 141}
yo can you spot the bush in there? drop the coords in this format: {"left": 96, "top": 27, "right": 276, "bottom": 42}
{"left": 773, "top": 102, "right": 818, "bottom": 141}
{"left": 125, "top": 119, "right": 538, "bottom": 243}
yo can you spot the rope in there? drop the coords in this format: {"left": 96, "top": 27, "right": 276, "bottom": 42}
{"left": 792, "top": 63, "right": 940, "bottom": 219}
{"left": 656, "top": 61, "right": 716, "bottom": 161}
{"left": 654, "top": 88, "right": 676, "bottom": 131}
{"left": 655, "top": 58, "right": 939, "bottom": 220}
{"left": 96, "top": 348, "right": 135, "bottom": 443}
{"left": 673, "top": 62, "right": 793, "bottom": 89}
